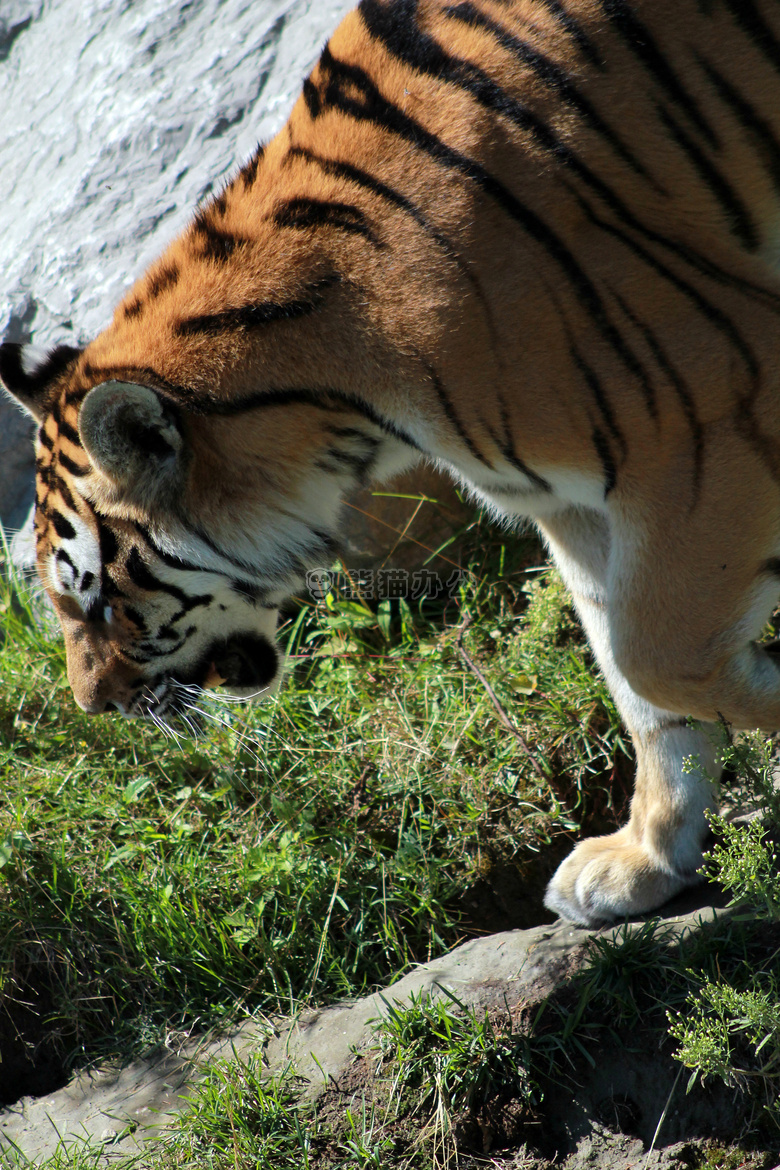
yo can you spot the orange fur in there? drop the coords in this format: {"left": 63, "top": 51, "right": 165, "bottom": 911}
{"left": 4, "top": 0, "right": 780, "bottom": 925}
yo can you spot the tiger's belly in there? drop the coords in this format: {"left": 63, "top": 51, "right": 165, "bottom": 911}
{"left": 464, "top": 467, "right": 609, "bottom": 524}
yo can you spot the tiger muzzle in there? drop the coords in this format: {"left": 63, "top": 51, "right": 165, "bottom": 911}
{"left": 206, "top": 632, "right": 280, "bottom": 692}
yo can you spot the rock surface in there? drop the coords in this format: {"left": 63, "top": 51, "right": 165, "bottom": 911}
{"left": 0, "top": 0, "right": 352, "bottom": 541}
{"left": 0, "top": 903, "right": 743, "bottom": 1166}
{"left": 0, "top": 0, "right": 471, "bottom": 569}
{"left": 1, "top": 0, "right": 354, "bottom": 349}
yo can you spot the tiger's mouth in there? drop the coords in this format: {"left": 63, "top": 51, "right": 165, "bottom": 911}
{"left": 127, "top": 631, "right": 281, "bottom": 722}
{"left": 200, "top": 632, "right": 280, "bottom": 693}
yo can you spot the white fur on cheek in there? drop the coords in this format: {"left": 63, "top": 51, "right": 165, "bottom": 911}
{"left": 47, "top": 516, "right": 102, "bottom": 612}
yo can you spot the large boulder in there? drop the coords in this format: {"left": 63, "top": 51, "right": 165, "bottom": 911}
{"left": 0, "top": 900, "right": 752, "bottom": 1168}
{"left": 0, "top": 0, "right": 471, "bottom": 571}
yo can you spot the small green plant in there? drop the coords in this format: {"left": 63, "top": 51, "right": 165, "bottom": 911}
{"left": 659, "top": 729, "right": 780, "bottom": 1128}
{"left": 705, "top": 815, "right": 780, "bottom": 919}
{"left": 339, "top": 1101, "right": 396, "bottom": 1168}
{"left": 376, "top": 986, "right": 534, "bottom": 1161}
{"left": 571, "top": 917, "right": 676, "bottom": 1027}
{"left": 157, "top": 1057, "right": 314, "bottom": 1169}
{"left": 0, "top": 1136, "right": 120, "bottom": 1170}
{"left": 669, "top": 977, "right": 780, "bottom": 1124}
{"left": 710, "top": 728, "right": 780, "bottom": 831}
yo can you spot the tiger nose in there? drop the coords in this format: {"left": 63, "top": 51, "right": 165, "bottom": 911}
{"left": 65, "top": 634, "right": 125, "bottom": 714}
{"left": 72, "top": 685, "right": 114, "bottom": 715}
{"left": 74, "top": 693, "right": 115, "bottom": 715}
{"left": 68, "top": 665, "right": 123, "bottom": 715}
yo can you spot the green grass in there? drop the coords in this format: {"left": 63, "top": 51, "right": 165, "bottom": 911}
{"left": 0, "top": 516, "right": 629, "bottom": 1077}
{"left": 155, "top": 1059, "right": 315, "bottom": 1169}
{"left": 2, "top": 506, "right": 778, "bottom": 1167}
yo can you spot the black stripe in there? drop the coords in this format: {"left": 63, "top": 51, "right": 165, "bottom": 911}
{"left": 696, "top": 54, "right": 780, "bottom": 197}
{"left": 203, "top": 522, "right": 293, "bottom": 579}
{"left": 98, "top": 523, "right": 119, "bottom": 566}
{"left": 84, "top": 598, "right": 104, "bottom": 623}
{"left": 500, "top": 449, "right": 552, "bottom": 492}
{"left": 609, "top": 288, "right": 704, "bottom": 499}
{"left": 427, "top": 364, "right": 493, "bottom": 467}
{"left": 494, "top": 399, "right": 551, "bottom": 491}
{"left": 568, "top": 340, "right": 632, "bottom": 445}
{"left": 192, "top": 216, "right": 250, "bottom": 263}
{"left": 188, "top": 384, "right": 425, "bottom": 452}
{"left": 175, "top": 594, "right": 214, "bottom": 616}
{"left": 358, "top": 0, "right": 773, "bottom": 307}
{"left": 315, "top": 48, "right": 648, "bottom": 389}
{"left": 287, "top": 134, "right": 505, "bottom": 364}
{"left": 132, "top": 632, "right": 190, "bottom": 660}
{"left": 57, "top": 451, "right": 90, "bottom": 477}
{"left": 657, "top": 105, "right": 758, "bottom": 252}
{"left": 329, "top": 424, "right": 379, "bottom": 443}
{"left": 75, "top": 364, "right": 195, "bottom": 406}
{"left": 123, "top": 299, "right": 143, "bottom": 320}
{"left": 359, "top": 0, "right": 632, "bottom": 196}
{"left": 56, "top": 548, "right": 76, "bottom": 572}
{"left": 132, "top": 523, "right": 209, "bottom": 574}
{"left": 125, "top": 545, "right": 175, "bottom": 594}
{"left": 286, "top": 145, "right": 493, "bottom": 318}
{"left": 0, "top": 342, "right": 82, "bottom": 396}
{"left": 155, "top": 625, "right": 189, "bottom": 643}
{"left": 51, "top": 511, "right": 76, "bottom": 541}
{"left": 124, "top": 546, "right": 213, "bottom": 613}
{"left": 601, "top": 0, "right": 719, "bottom": 148}
{"left": 318, "top": 429, "right": 381, "bottom": 479}
{"left": 592, "top": 427, "right": 617, "bottom": 495}
{"left": 58, "top": 418, "right": 81, "bottom": 447}
{"left": 175, "top": 274, "right": 339, "bottom": 337}
{"left": 143, "top": 514, "right": 268, "bottom": 582}
{"left": 569, "top": 187, "right": 760, "bottom": 389}
{"left": 442, "top": 1, "right": 656, "bottom": 184}
{"left": 148, "top": 263, "right": 179, "bottom": 298}
{"left": 55, "top": 477, "right": 79, "bottom": 514}
{"left": 182, "top": 510, "right": 326, "bottom": 583}
{"left": 534, "top": 0, "right": 602, "bottom": 68}
{"left": 303, "top": 76, "right": 322, "bottom": 119}
{"left": 122, "top": 648, "right": 153, "bottom": 665}
{"left": 315, "top": 448, "right": 376, "bottom": 480}
{"left": 37, "top": 427, "right": 54, "bottom": 451}
{"left": 240, "top": 144, "right": 265, "bottom": 189}
{"left": 722, "top": 0, "right": 780, "bottom": 79}
{"left": 273, "top": 197, "right": 384, "bottom": 247}
{"left": 763, "top": 558, "right": 780, "bottom": 577}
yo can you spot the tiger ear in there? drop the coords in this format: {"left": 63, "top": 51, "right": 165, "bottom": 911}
{"left": 0, "top": 342, "right": 83, "bottom": 423}
{"left": 78, "top": 382, "right": 185, "bottom": 498}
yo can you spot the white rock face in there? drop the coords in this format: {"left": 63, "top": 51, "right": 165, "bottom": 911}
{"left": 0, "top": 0, "right": 354, "bottom": 531}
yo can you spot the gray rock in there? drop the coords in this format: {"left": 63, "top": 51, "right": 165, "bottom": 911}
{"left": 0, "top": 406, "right": 34, "bottom": 540}
{"left": 0, "top": 906, "right": 730, "bottom": 1166}
{"left": 0, "top": 0, "right": 471, "bottom": 571}
{"left": 0, "top": 0, "right": 355, "bottom": 545}
{"left": 1, "top": 0, "right": 354, "bottom": 350}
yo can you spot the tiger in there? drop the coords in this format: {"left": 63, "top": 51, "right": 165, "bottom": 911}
{"left": 3, "top": 0, "right": 780, "bottom": 928}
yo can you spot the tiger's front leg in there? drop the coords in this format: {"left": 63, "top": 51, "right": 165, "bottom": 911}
{"left": 538, "top": 508, "right": 718, "bottom": 926}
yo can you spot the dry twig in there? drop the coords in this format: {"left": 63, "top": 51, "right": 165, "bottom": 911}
{"left": 455, "top": 617, "right": 547, "bottom": 782}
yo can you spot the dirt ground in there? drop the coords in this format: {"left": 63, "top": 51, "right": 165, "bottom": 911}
{"left": 2, "top": 892, "right": 779, "bottom": 1167}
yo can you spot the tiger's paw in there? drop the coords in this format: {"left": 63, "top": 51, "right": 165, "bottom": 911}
{"left": 543, "top": 830, "right": 702, "bottom": 927}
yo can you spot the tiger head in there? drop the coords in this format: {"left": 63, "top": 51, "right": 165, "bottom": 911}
{"left": 0, "top": 180, "right": 424, "bottom": 725}
{"left": 0, "top": 338, "right": 377, "bottom": 722}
